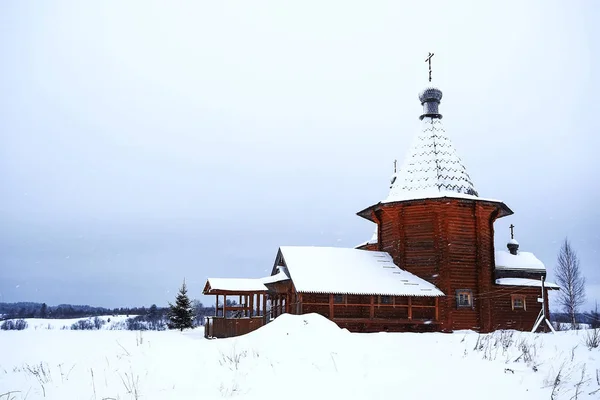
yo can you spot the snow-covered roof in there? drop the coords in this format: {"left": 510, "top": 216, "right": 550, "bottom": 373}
{"left": 204, "top": 270, "right": 291, "bottom": 294}
{"left": 262, "top": 270, "right": 290, "bottom": 285}
{"left": 279, "top": 246, "right": 444, "bottom": 297}
{"left": 355, "top": 227, "right": 378, "bottom": 248}
{"left": 495, "top": 278, "right": 559, "bottom": 289}
{"left": 384, "top": 116, "right": 481, "bottom": 204}
{"left": 495, "top": 250, "right": 545, "bottom": 271}
{"left": 205, "top": 278, "right": 268, "bottom": 293}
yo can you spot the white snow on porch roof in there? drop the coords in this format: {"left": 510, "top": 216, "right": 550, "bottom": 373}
{"left": 262, "top": 270, "right": 290, "bottom": 285}
{"left": 279, "top": 246, "right": 444, "bottom": 297}
{"left": 496, "top": 278, "right": 559, "bottom": 289}
{"left": 495, "top": 250, "right": 545, "bottom": 271}
{"left": 205, "top": 278, "right": 268, "bottom": 293}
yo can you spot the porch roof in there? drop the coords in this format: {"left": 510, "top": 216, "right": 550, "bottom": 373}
{"left": 278, "top": 246, "right": 444, "bottom": 297}
{"left": 203, "top": 278, "right": 268, "bottom": 294}
{"left": 495, "top": 278, "right": 560, "bottom": 290}
{"left": 204, "top": 270, "right": 291, "bottom": 295}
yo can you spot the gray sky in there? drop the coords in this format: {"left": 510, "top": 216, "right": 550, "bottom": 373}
{"left": 1, "top": 1, "right": 599, "bottom": 310}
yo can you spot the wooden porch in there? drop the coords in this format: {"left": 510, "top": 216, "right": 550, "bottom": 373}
{"left": 203, "top": 276, "right": 442, "bottom": 338}
{"left": 204, "top": 316, "right": 265, "bottom": 338}
{"left": 203, "top": 279, "right": 271, "bottom": 339}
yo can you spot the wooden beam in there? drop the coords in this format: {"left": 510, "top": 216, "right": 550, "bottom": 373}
{"left": 262, "top": 294, "right": 267, "bottom": 323}
{"left": 369, "top": 295, "right": 374, "bottom": 319}
{"left": 249, "top": 294, "right": 254, "bottom": 317}
{"left": 215, "top": 295, "right": 219, "bottom": 316}
{"left": 223, "top": 294, "right": 227, "bottom": 319}
{"left": 408, "top": 297, "right": 412, "bottom": 320}
{"left": 291, "top": 301, "right": 435, "bottom": 308}
{"left": 332, "top": 317, "right": 440, "bottom": 325}
{"left": 329, "top": 294, "right": 334, "bottom": 319}
{"left": 298, "top": 293, "right": 303, "bottom": 314}
{"left": 435, "top": 297, "right": 439, "bottom": 321}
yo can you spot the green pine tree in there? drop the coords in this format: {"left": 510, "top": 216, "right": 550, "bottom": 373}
{"left": 168, "top": 280, "right": 195, "bottom": 331}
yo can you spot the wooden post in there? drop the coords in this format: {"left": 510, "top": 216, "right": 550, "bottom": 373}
{"left": 249, "top": 293, "right": 254, "bottom": 317}
{"left": 263, "top": 294, "right": 267, "bottom": 323}
{"left": 369, "top": 295, "right": 374, "bottom": 319}
{"left": 215, "top": 295, "right": 219, "bottom": 316}
{"left": 435, "top": 297, "right": 439, "bottom": 321}
{"left": 279, "top": 295, "right": 283, "bottom": 316}
{"left": 329, "top": 294, "right": 334, "bottom": 319}
{"left": 408, "top": 297, "right": 412, "bottom": 320}
{"left": 298, "top": 293, "right": 303, "bottom": 314}
{"left": 223, "top": 294, "right": 227, "bottom": 319}
{"left": 285, "top": 294, "right": 290, "bottom": 314}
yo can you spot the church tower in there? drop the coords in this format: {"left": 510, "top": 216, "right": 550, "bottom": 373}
{"left": 356, "top": 71, "right": 514, "bottom": 332}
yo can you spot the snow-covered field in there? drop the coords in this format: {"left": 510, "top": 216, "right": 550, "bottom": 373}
{"left": 3, "top": 315, "right": 131, "bottom": 331}
{"left": 1, "top": 314, "right": 599, "bottom": 399}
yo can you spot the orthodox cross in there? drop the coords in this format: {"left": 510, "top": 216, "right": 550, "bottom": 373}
{"left": 425, "top": 52, "right": 434, "bottom": 82}
{"left": 509, "top": 224, "right": 515, "bottom": 239}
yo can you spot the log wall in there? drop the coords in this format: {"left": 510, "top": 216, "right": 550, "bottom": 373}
{"left": 374, "top": 199, "right": 502, "bottom": 332}
{"left": 489, "top": 286, "right": 551, "bottom": 331}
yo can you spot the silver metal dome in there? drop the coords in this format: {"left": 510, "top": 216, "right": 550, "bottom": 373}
{"left": 419, "top": 87, "right": 443, "bottom": 120}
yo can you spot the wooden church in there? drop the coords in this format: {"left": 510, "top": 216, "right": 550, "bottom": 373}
{"left": 203, "top": 68, "right": 558, "bottom": 338}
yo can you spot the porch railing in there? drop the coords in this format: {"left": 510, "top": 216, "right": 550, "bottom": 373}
{"left": 204, "top": 316, "right": 265, "bottom": 339}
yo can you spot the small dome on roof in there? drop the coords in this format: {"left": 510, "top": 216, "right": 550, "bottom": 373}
{"left": 419, "top": 87, "right": 443, "bottom": 104}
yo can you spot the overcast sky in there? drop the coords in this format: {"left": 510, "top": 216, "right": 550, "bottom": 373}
{"left": 1, "top": 1, "right": 598, "bottom": 310}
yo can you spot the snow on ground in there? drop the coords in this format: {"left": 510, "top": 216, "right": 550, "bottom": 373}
{"left": 5, "top": 315, "right": 132, "bottom": 330}
{"left": 1, "top": 313, "right": 599, "bottom": 399}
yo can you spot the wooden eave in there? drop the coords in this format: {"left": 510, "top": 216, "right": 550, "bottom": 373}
{"left": 356, "top": 197, "right": 514, "bottom": 222}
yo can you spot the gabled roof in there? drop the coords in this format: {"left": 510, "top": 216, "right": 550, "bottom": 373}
{"left": 384, "top": 116, "right": 479, "bottom": 204}
{"left": 495, "top": 250, "right": 545, "bottom": 271}
{"left": 277, "top": 246, "right": 444, "bottom": 297}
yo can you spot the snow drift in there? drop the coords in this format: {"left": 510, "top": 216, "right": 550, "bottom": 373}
{"left": 1, "top": 313, "right": 599, "bottom": 399}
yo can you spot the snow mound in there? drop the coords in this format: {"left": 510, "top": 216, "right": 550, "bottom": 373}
{"left": 250, "top": 313, "right": 345, "bottom": 339}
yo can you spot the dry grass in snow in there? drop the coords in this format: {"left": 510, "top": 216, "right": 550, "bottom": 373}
{"left": 1, "top": 314, "right": 599, "bottom": 399}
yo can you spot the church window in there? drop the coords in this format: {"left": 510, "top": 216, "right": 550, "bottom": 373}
{"left": 511, "top": 295, "right": 526, "bottom": 310}
{"left": 456, "top": 289, "right": 473, "bottom": 308}
{"left": 380, "top": 295, "right": 392, "bottom": 304}
{"left": 333, "top": 294, "right": 345, "bottom": 304}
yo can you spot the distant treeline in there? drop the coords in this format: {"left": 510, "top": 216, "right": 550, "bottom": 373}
{"left": 551, "top": 312, "right": 600, "bottom": 329}
{"left": 0, "top": 301, "right": 218, "bottom": 323}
